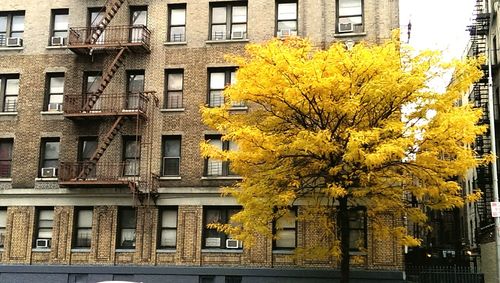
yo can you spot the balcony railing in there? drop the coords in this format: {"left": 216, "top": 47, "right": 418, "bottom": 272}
{"left": 67, "top": 25, "right": 151, "bottom": 54}
{"left": 59, "top": 161, "right": 137, "bottom": 187}
{"left": 63, "top": 92, "right": 150, "bottom": 118}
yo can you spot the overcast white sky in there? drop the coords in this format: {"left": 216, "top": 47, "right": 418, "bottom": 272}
{"left": 399, "top": 0, "right": 476, "bottom": 60}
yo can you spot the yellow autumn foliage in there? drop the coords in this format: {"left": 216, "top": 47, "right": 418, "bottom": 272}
{"left": 201, "top": 34, "right": 487, "bottom": 261}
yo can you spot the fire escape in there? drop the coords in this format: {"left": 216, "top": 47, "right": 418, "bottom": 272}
{"left": 59, "top": 0, "right": 159, "bottom": 205}
{"left": 467, "top": 0, "right": 492, "bottom": 227}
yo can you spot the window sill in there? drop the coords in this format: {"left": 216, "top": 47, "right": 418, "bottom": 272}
{"left": 40, "top": 110, "right": 63, "bottom": 115}
{"left": 201, "top": 176, "right": 242, "bottom": 180}
{"left": 229, "top": 106, "right": 248, "bottom": 111}
{"left": 115, "top": 249, "right": 136, "bottom": 252}
{"left": 0, "top": 112, "right": 17, "bottom": 116}
{"left": 117, "top": 177, "right": 140, "bottom": 181}
{"left": 32, "top": 248, "right": 51, "bottom": 252}
{"left": 159, "top": 176, "right": 181, "bottom": 180}
{"left": 202, "top": 248, "right": 243, "bottom": 253}
{"left": 161, "top": 108, "right": 185, "bottom": 113}
{"left": 0, "top": 47, "right": 24, "bottom": 51}
{"left": 0, "top": 178, "right": 12, "bottom": 182}
{"left": 35, "top": 177, "right": 58, "bottom": 182}
{"left": 156, "top": 249, "right": 176, "bottom": 253}
{"left": 349, "top": 251, "right": 367, "bottom": 255}
{"left": 272, "top": 250, "right": 295, "bottom": 254}
{"left": 46, "top": 45, "right": 68, "bottom": 49}
{"left": 71, "top": 248, "right": 91, "bottom": 252}
{"left": 206, "top": 39, "right": 250, "bottom": 44}
{"left": 333, "top": 32, "right": 367, "bottom": 38}
{"left": 164, "top": 41, "right": 187, "bottom": 46}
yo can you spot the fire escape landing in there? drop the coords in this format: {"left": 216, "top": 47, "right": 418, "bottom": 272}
{"left": 58, "top": 0, "right": 159, "bottom": 204}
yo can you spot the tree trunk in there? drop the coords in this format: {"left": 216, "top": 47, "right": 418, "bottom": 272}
{"left": 339, "top": 196, "right": 350, "bottom": 283}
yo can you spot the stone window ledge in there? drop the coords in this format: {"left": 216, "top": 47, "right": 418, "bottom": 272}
{"left": 156, "top": 249, "right": 176, "bottom": 253}
{"left": 40, "top": 111, "right": 63, "bottom": 115}
{"left": 161, "top": 108, "right": 185, "bottom": 113}
{"left": 115, "top": 249, "right": 135, "bottom": 252}
{"left": 201, "top": 176, "right": 242, "bottom": 180}
{"left": 272, "top": 250, "right": 294, "bottom": 254}
{"left": 159, "top": 176, "right": 181, "bottom": 180}
{"left": 46, "top": 46, "right": 67, "bottom": 50}
{"left": 206, "top": 39, "right": 250, "bottom": 44}
{"left": 333, "top": 32, "right": 367, "bottom": 38}
{"left": 0, "top": 178, "right": 12, "bottom": 182}
{"left": 0, "top": 112, "right": 17, "bottom": 116}
{"left": 164, "top": 41, "right": 187, "bottom": 46}
{"left": 32, "top": 248, "right": 51, "bottom": 252}
{"left": 0, "top": 47, "right": 24, "bottom": 51}
{"left": 71, "top": 248, "right": 90, "bottom": 252}
{"left": 201, "top": 249, "right": 243, "bottom": 253}
{"left": 35, "top": 177, "right": 58, "bottom": 182}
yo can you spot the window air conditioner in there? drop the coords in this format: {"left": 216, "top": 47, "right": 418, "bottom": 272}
{"left": 41, "top": 167, "right": 57, "bottom": 178}
{"left": 338, "top": 22, "right": 354, "bottom": 33}
{"left": 277, "top": 29, "right": 291, "bottom": 38}
{"left": 36, "top": 238, "right": 50, "bottom": 248}
{"left": 51, "top": 36, "right": 66, "bottom": 46}
{"left": 47, "top": 103, "right": 62, "bottom": 112}
{"left": 231, "top": 31, "right": 244, "bottom": 40}
{"left": 6, "top": 37, "right": 23, "bottom": 47}
{"left": 226, "top": 239, "right": 242, "bottom": 249}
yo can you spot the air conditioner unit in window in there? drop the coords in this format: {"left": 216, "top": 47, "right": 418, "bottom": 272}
{"left": 48, "top": 103, "right": 63, "bottom": 112}
{"left": 277, "top": 29, "right": 297, "bottom": 38}
{"left": 6, "top": 37, "right": 23, "bottom": 47}
{"left": 338, "top": 22, "right": 354, "bottom": 33}
{"left": 231, "top": 31, "right": 244, "bottom": 40}
{"left": 51, "top": 36, "right": 66, "bottom": 46}
{"left": 36, "top": 238, "right": 50, "bottom": 248}
{"left": 226, "top": 239, "right": 242, "bottom": 249}
{"left": 41, "top": 167, "right": 57, "bottom": 178}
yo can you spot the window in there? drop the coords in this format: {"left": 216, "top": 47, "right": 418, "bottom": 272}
{"left": 88, "top": 9, "right": 105, "bottom": 44}
{"left": 348, "top": 207, "right": 367, "bottom": 251}
{"left": 208, "top": 68, "right": 236, "bottom": 107}
{"left": 39, "top": 138, "right": 60, "bottom": 178}
{"left": 168, "top": 4, "right": 186, "bottom": 42}
{"left": 0, "top": 11, "right": 25, "bottom": 47}
{"left": 45, "top": 73, "right": 64, "bottom": 111}
{"left": 123, "top": 136, "right": 140, "bottom": 176}
{"left": 73, "top": 208, "right": 92, "bottom": 248}
{"left": 78, "top": 137, "right": 97, "bottom": 177}
{"left": 50, "top": 9, "right": 68, "bottom": 45}
{"left": 162, "top": 136, "right": 181, "bottom": 176}
{"left": 34, "top": 208, "right": 54, "bottom": 248}
{"left": 117, "top": 207, "right": 136, "bottom": 249}
{"left": 158, "top": 207, "right": 177, "bottom": 249}
{"left": 337, "top": 0, "right": 363, "bottom": 33}
{"left": 127, "top": 70, "right": 144, "bottom": 110}
{"left": 83, "top": 72, "right": 101, "bottom": 110}
{"left": 0, "top": 208, "right": 6, "bottom": 248}
{"left": 164, "top": 69, "right": 183, "bottom": 109}
{"left": 273, "top": 208, "right": 297, "bottom": 249}
{"left": 210, "top": 2, "right": 247, "bottom": 40}
{"left": 276, "top": 1, "right": 297, "bottom": 37}
{"left": 204, "top": 135, "right": 238, "bottom": 177}
{"left": 203, "top": 207, "right": 241, "bottom": 249}
{"left": 0, "top": 74, "right": 19, "bottom": 112}
{"left": 0, "top": 139, "right": 13, "bottom": 178}
{"left": 130, "top": 6, "right": 147, "bottom": 43}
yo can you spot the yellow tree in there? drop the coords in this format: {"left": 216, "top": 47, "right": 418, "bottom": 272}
{"left": 201, "top": 35, "right": 486, "bottom": 283}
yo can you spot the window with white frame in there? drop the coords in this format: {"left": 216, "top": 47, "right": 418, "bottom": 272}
{"left": 162, "top": 136, "right": 181, "bottom": 176}
{"left": 165, "top": 69, "right": 183, "bottom": 109}
{"left": 204, "top": 135, "right": 238, "bottom": 177}
{"left": 203, "top": 206, "right": 241, "bottom": 249}
{"left": 0, "top": 139, "right": 13, "bottom": 178}
{"left": 0, "top": 208, "right": 6, "bottom": 248}
{"left": 276, "top": 1, "right": 297, "bottom": 37}
{"left": 73, "top": 208, "right": 92, "bottom": 248}
{"left": 273, "top": 208, "right": 297, "bottom": 249}
{"left": 45, "top": 73, "right": 64, "bottom": 111}
{"left": 208, "top": 68, "right": 237, "bottom": 107}
{"left": 50, "top": 9, "right": 68, "bottom": 45}
{"left": 117, "top": 207, "right": 136, "bottom": 249}
{"left": 39, "top": 138, "right": 60, "bottom": 178}
{"left": 337, "top": 0, "right": 363, "bottom": 33}
{"left": 158, "top": 207, "right": 177, "bottom": 249}
{"left": 0, "top": 74, "right": 19, "bottom": 112}
{"left": 34, "top": 208, "right": 54, "bottom": 248}
{"left": 0, "top": 11, "right": 25, "bottom": 47}
{"left": 168, "top": 4, "right": 186, "bottom": 42}
{"left": 210, "top": 2, "right": 247, "bottom": 40}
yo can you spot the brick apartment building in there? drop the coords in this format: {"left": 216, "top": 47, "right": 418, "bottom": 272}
{"left": 0, "top": 0, "right": 402, "bottom": 282}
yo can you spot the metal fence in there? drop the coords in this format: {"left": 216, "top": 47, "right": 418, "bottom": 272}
{"left": 406, "top": 265, "right": 484, "bottom": 283}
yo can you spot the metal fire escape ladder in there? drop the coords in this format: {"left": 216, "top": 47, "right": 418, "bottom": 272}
{"left": 83, "top": 47, "right": 128, "bottom": 112}
{"left": 467, "top": 0, "right": 492, "bottom": 226}
{"left": 86, "top": 0, "right": 126, "bottom": 44}
{"left": 76, "top": 116, "right": 127, "bottom": 180}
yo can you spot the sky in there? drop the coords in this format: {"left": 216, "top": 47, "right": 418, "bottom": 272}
{"left": 399, "top": 0, "right": 477, "bottom": 60}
